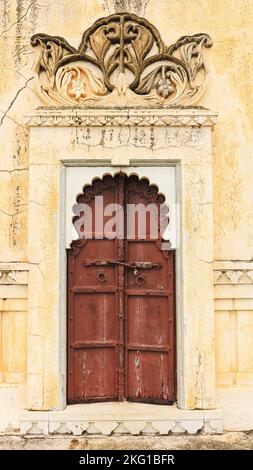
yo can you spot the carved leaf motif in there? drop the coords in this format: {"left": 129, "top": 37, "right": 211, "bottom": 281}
{"left": 124, "top": 22, "right": 154, "bottom": 64}
{"left": 42, "top": 42, "right": 62, "bottom": 76}
{"left": 31, "top": 14, "right": 212, "bottom": 107}
{"left": 180, "top": 39, "right": 207, "bottom": 79}
{"left": 168, "top": 33, "right": 212, "bottom": 79}
{"left": 33, "top": 40, "right": 63, "bottom": 93}
{"left": 31, "top": 34, "right": 78, "bottom": 101}
{"left": 31, "top": 34, "right": 77, "bottom": 74}
{"left": 136, "top": 65, "right": 165, "bottom": 94}
{"left": 34, "top": 58, "right": 107, "bottom": 105}
{"left": 88, "top": 25, "right": 115, "bottom": 62}
{"left": 137, "top": 63, "right": 187, "bottom": 104}
{"left": 106, "top": 46, "right": 121, "bottom": 77}
{"left": 47, "top": 64, "right": 108, "bottom": 106}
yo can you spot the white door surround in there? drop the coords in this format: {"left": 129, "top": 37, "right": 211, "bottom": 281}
{"left": 22, "top": 107, "right": 222, "bottom": 435}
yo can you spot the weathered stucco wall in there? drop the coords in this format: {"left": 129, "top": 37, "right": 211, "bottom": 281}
{"left": 1, "top": 0, "right": 253, "bottom": 261}
{"left": 0, "top": 0, "right": 253, "bottom": 432}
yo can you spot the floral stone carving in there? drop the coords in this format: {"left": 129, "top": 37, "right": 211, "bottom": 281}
{"left": 31, "top": 12, "right": 212, "bottom": 107}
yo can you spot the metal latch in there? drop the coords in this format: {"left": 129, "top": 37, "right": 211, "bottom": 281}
{"left": 84, "top": 260, "right": 161, "bottom": 276}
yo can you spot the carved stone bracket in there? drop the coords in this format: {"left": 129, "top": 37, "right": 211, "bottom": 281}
{"left": 20, "top": 408, "right": 223, "bottom": 436}
{"left": 31, "top": 12, "right": 212, "bottom": 107}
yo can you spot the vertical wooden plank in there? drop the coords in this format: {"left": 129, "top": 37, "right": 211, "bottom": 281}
{"left": 117, "top": 174, "right": 125, "bottom": 400}
{"left": 67, "top": 175, "right": 119, "bottom": 403}
{"left": 67, "top": 251, "right": 75, "bottom": 400}
{"left": 169, "top": 251, "right": 176, "bottom": 401}
{"left": 125, "top": 176, "right": 176, "bottom": 404}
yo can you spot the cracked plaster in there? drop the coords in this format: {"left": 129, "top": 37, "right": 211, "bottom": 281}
{"left": 24, "top": 107, "right": 216, "bottom": 413}
{"left": 1, "top": 0, "right": 253, "bottom": 434}
{"left": 1, "top": 0, "right": 253, "bottom": 261}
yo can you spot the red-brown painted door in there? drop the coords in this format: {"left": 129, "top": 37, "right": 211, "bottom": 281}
{"left": 125, "top": 176, "right": 175, "bottom": 404}
{"left": 67, "top": 174, "right": 175, "bottom": 404}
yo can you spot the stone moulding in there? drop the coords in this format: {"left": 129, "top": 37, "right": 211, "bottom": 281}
{"left": 31, "top": 12, "right": 213, "bottom": 108}
{"left": 20, "top": 418, "right": 221, "bottom": 436}
{"left": 213, "top": 261, "right": 253, "bottom": 285}
{"left": 0, "top": 263, "right": 29, "bottom": 285}
{"left": 25, "top": 108, "right": 218, "bottom": 127}
{"left": 20, "top": 408, "right": 223, "bottom": 436}
{"left": 214, "top": 269, "right": 253, "bottom": 285}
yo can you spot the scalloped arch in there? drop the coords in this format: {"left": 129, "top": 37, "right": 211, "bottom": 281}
{"left": 75, "top": 171, "right": 166, "bottom": 204}
{"left": 70, "top": 171, "right": 170, "bottom": 256}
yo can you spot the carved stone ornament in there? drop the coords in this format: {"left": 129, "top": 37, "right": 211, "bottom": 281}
{"left": 31, "top": 12, "right": 212, "bottom": 107}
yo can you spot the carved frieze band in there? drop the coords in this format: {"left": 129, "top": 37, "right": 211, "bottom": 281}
{"left": 214, "top": 269, "right": 253, "bottom": 285}
{"left": 0, "top": 265, "right": 29, "bottom": 285}
{"left": 31, "top": 12, "right": 212, "bottom": 107}
{"left": 25, "top": 109, "right": 217, "bottom": 127}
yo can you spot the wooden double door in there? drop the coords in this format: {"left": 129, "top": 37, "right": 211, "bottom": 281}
{"left": 67, "top": 174, "right": 175, "bottom": 404}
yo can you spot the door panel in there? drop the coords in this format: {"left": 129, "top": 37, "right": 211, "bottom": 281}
{"left": 128, "top": 351, "right": 171, "bottom": 403}
{"left": 127, "top": 296, "right": 169, "bottom": 346}
{"left": 72, "top": 348, "right": 117, "bottom": 401}
{"left": 67, "top": 174, "right": 175, "bottom": 404}
{"left": 127, "top": 242, "right": 170, "bottom": 290}
{"left": 73, "top": 239, "right": 116, "bottom": 287}
{"left": 73, "top": 293, "right": 116, "bottom": 343}
{"left": 125, "top": 245, "right": 175, "bottom": 404}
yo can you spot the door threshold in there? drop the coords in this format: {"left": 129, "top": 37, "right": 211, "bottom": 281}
{"left": 20, "top": 403, "right": 223, "bottom": 436}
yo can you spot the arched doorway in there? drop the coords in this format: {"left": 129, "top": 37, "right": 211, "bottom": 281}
{"left": 67, "top": 173, "right": 176, "bottom": 404}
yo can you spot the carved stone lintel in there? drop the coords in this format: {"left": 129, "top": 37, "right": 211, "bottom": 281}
{"left": 31, "top": 13, "right": 212, "bottom": 108}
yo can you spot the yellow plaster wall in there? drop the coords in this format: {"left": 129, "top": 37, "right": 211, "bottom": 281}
{"left": 0, "top": 1, "right": 253, "bottom": 427}
{"left": 0, "top": 266, "right": 28, "bottom": 385}
{"left": 0, "top": 294, "right": 27, "bottom": 384}
{"left": 1, "top": 0, "right": 253, "bottom": 260}
{"left": 214, "top": 264, "right": 253, "bottom": 387}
